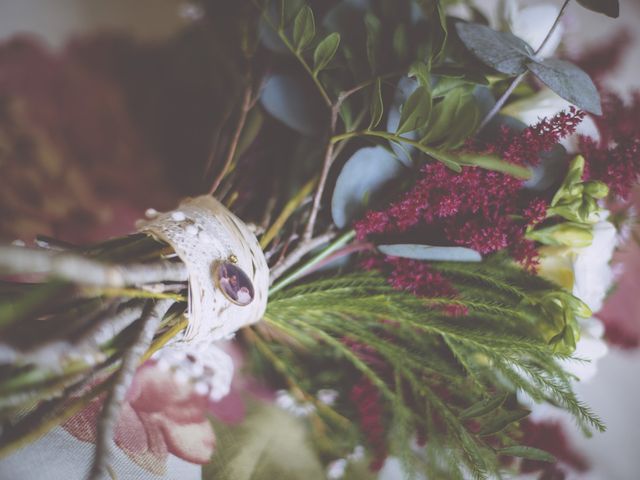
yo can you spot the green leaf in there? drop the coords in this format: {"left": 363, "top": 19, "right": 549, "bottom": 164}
{"left": 478, "top": 409, "right": 530, "bottom": 436}
{"left": 365, "top": 12, "right": 382, "bottom": 73}
{"left": 459, "top": 393, "right": 509, "bottom": 420}
{"left": 408, "top": 61, "right": 431, "bottom": 87}
{"left": 392, "top": 24, "right": 409, "bottom": 62}
{"left": 526, "top": 59, "right": 602, "bottom": 115}
{"left": 442, "top": 95, "right": 480, "bottom": 149}
{"left": 313, "top": 32, "right": 340, "bottom": 74}
{"left": 205, "top": 404, "right": 325, "bottom": 480}
{"left": 378, "top": 244, "right": 482, "bottom": 262}
{"left": 421, "top": 89, "right": 463, "bottom": 145}
{"left": 331, "top": 146, "right": 405, "bottom": 228}
{"left": 576, "top": 0, "right": 619, "bottom": 17}
{"left": 498, "top": 446, "right": 556, "bottom": 463}
{"left": 457, "top": 153, "right": 532, "bottom": 179}
{"left": 397, "top": 86, "right": 432, "bottom": 135}
{"left": 455, "top": 22, "right": 534, "bottom": 75}
{"left": 368, "top": 78, "right": 384, "bottom": 129}
{"left": 293, "top": 6, "right": 315, "bottom": 51}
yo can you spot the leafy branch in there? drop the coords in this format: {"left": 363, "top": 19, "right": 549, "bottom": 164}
{"left": 255, "top": 266, "right": 603, "bottom": 477}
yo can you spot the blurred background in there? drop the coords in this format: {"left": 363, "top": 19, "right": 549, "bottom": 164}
{"left": 0, "top": 1, "right": 639, "bottom": 478}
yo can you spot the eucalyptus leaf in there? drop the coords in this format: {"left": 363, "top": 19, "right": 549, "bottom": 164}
{"left": 498, "top": 446, "right": 556, "bottom": 463}
{"left": 455, "top": 22, "right": 534, "bottom": 75}
{"left": 293, "top": 6, "right": 316, "bottom": 51}
{"left": 205, "top": 405, "right": 325, "bottom": 480}
{"left": 397, "top": 85, "right": 432, "bottom": 135}
{"left": 576, "top": 0, "right": 619, "bottom": 17}
{"left": 526, "top": 59, "right": 602, "bottom": 115}
{"left": 313, "top": 32, "right": 341, "bottom": 73}
{"left": 331, "top": 146, "right": 405, "bottom": 228}
{"left": 260, "top": 74, "right": 324, "bottom": 135}
{"left": 378, "top": 244, "right": 482, "bottom": 262}
{"left": 524, "top": 144, "right": 567, "bottom": 191}
{"left": 368, "top": 78, "right": 384, "bottom": 129}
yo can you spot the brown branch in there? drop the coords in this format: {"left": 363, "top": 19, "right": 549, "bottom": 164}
{"left": 269, "top": 231, "right": 336, "bottom": 283}
{"left": 208, "top": 84, "right": 254, "bottom": 195}
{"left": 303, "top": 105, "right": 341, "bottom": 241}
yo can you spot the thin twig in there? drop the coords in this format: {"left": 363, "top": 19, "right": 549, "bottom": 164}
{"left": 269, "top": 231, "right": 336, "bottom": 284}
{"left": 269, "top": 230, "right": 355, "bottom": 293}
{"left": 88, "top": 299, "right": 172, "bottom": 480}
{"left": 209, "top": 84, "right": 254, "bottom": 195}
{"left": 261, "top": 176, "right": 318, "bottom": 248}
{"left": 303, "top": 106, "right": 341, "bottom": 241}
{"left": 0, "top": 246, "right": 188, "bottom": 287}
{"left": 478, "top": 0, "right": 572, "bottom": 130}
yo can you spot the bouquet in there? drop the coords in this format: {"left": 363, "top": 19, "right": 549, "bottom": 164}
{"left": 0, "top": 0, "right": 637, "bottom": 478}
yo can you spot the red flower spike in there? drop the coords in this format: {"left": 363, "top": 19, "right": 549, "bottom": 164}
{"left": 354, "top": 109, "right": 585, "bottom": 274}
{"left": 350, "top": 376, "right": 388, "bottom": 471}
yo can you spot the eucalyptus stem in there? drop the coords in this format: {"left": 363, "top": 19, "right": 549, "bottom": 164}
{"left": 478, "top": 0, "right": 572, "bottom": 130}
{"left": 269, "top": 230, "right": 355, "bottom": 294}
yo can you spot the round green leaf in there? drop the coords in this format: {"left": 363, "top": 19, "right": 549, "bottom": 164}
{"left": 377, "top": 244, "right": 482, "bottom": 262}
{"left": 577, "top": 0, "right": 619, "bottom": 18}
{"left": 526, "top": 59, "right": 602, "bottom": 115}
{"left": 260, "top": 74, "right": 325, "bottom": 135}
{"left": 455, "top": 22, "right": 534, "bottom": 76}
{"left": 331, "top": 146, "right": 405, "bottom": 228}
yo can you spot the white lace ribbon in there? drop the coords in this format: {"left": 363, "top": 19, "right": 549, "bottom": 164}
{"left": 138, "top": 196, "right": 269, "bottom": 342}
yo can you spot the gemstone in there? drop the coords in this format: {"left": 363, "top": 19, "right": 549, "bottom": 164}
{"left": 214, "top": 261, "right": 254, "bottom": 306}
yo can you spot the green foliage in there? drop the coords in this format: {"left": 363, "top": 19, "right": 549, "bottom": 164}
{"left": 256, "top": 259, "right": 603, "bottom": 479}
{"left": 313, "top": 33, "right": 341, "bottom": 74}
{"left": 455, "top": 22, "right": 534, "bottom": 75}
{"left": 498, "top": 445, "right": 556, "bottom": 463}
{"left": 455, "top": 21, "right": 602, "bottom": 115}
{"left": 396, "top": 85, "right": 432, "bottom": 135}
{"left": 293, "top": 5, "right": 315, "bottom": 51}
{"left": 527, "top": 59, "right": 602, "bottom": 115}
{"left": 205, "top": 404, "right": 326, "bottom": 480}
{"left": 368, "top": 78, "right": 384, "bottom": 129}
{"left": 377, "top": 244, "right": 482, "bottom": 262}
{"left": 577, "top": 0, "right": 619, "bottom": 17}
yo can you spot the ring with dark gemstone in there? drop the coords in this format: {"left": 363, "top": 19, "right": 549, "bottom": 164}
{"left": 213, "top": 261, "right": 254, "bottom": 306}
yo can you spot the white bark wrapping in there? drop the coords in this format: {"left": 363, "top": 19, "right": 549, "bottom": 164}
{"left": 138, "top": 196, "right": 269, "bottom": 342}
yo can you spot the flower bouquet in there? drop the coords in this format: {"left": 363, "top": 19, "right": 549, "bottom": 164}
{"left": 0, "top": 0, "right": 637, "bottom": 478}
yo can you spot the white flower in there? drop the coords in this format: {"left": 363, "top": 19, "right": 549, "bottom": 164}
{"left": 572, "top": 214, "right": 617, "bottom": 313}
{"left": 275, "top": 390, "right": 316, "bottom": 417}
{"left": 317, "top": 388, "right": 339, "bottom": 406}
